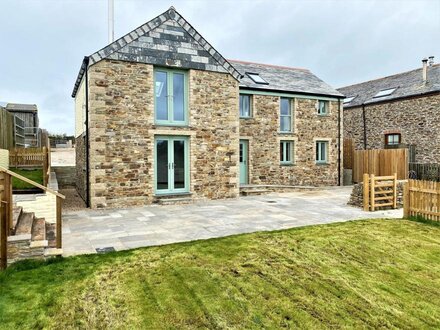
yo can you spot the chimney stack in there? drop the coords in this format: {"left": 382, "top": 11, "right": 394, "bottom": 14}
{"left": 422, "top": 58, "right": 428, "bottom": 83}
{"left": 108, "top": 0, "right": 114, "bottom": 43}
{"left": 428, "top": 56, "right": 435, "bottom": 66}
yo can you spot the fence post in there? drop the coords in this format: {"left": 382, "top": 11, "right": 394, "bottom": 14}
{"left": 56, "top": 196, "right": 62, "bottom": 249}
{"left": 363, "top": 173, "right": 369, "bottom": 211}
{"left": 370, "top": 174, "right": 375, "bottom": 211}
{"left": 403, "top": 180, "right": 410, "bottom": 218}
{"left": 393, "top": 173, "right": 397, "bottom": 209}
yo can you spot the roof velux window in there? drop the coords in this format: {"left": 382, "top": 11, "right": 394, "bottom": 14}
{"left": 373, "top": 88, "right": 396, "bottom": 98}
{"left": 343, "top": 96, "right": 356, "bottom": 104}
{"left": 246, "top": 72, "right": 269, "bottom": 85}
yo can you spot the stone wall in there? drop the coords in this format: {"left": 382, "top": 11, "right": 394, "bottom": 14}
{"left": 87, "top": 59, "right": 239, "bottom": 208}
{"left": 53, "top": 166, "right": 76, "bottom": 187}
{"left": 344, "top": 93, "right": 440, "bottom": 163}
{"left": 7, "top": 236, "right": 45, "bottom": 265}
{"left": 75, "top": 133, "right": 87, "bottom": 203}
{"left": 348, "top": 180, "right": 406, "bottom": 208}
{"left": 239, "top": 95, "right": 341, "bottom": 186}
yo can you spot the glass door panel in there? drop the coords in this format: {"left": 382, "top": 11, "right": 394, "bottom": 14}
{"left": 173, "top": 140, "right": 185, "bottom": 189}
{"left": 156, "top": 139, "right": 169, "bottom": 191}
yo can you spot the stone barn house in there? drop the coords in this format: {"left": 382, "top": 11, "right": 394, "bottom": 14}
{"left": 339, "top": 58, "right": 440, "bottom": 164}
{"left": 72, "top": 7, "right": 344, "bottom": 208}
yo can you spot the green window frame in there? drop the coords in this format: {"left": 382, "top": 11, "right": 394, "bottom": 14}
{"left": 316, "top": 141, "right": 329, "bottom": 164}
{"left": 280, "top": 98, "right": 293, "bottom": 132}
{"left": 317, "top": 100, "right": 329, "bottom": 115}
{"left": 280, "top": 140, "right": 294, "bottom": 165}
{"left": 239, "top": 94, "right": 252, "bottom": 118}
{"left": 154, "top": 68, "right": 188, "bottom": 126}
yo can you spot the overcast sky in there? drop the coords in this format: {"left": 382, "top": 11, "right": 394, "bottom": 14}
{"left": 1, "top": 0, "right": 439, "bottom": 134}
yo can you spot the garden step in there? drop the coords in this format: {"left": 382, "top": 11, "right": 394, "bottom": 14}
{"left": 31, "top": 218, "right": 46, "bottom": 241}
{"left": 157, "top": 197, "right": 193, "bottom": 205}
{"left": 15, "top": 212, "right": 35, "bottom": 236}
{"left": 12, "top": 206, "right": 23, "bottom": 233}
{"left": 240, "top": 189, "right": 270, "bottom": 196}
{"left": 46, "top": 223, "right": 57, "bottom": 248}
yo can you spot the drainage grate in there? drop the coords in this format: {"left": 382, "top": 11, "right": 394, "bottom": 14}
{"left": 96, "top": 247, "right": 116, "bottom": 254}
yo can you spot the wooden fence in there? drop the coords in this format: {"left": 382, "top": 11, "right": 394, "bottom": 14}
{"left": 404, "top": 180, "right": 440, "bottom": 221}
{"left": 0, "top": 108, "right": 15, "bottom": 150}
{"left": 343, "top": 138, "right": 354, "bottom": 170}
{"left": 409, "top": 163, "right": 440, "bottom": 182}
{"left": 9, "top": 147, "right": 51, "bottom": 186}
{"left": 363, "top": 173, "right": 397, "bottom": 211}
{"left": 353, "top": 148, "right": 408, "bottom": 183}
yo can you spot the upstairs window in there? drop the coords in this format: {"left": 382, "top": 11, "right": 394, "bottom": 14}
{"left": 280, "top": 98, "right": 292, "bottom": 132}
{"left": 385, "top": 133, "right": 401, "bottom": 146}
{"left": 317, "top": 100, "right": 329, "bottom": 115}
{"left": 246, "top": 72, "right": 269, "bottom": 84}
{"left": 316, "top": 141, "right": 329, "bottom": 164}
{"left": 280, "top": 141, "right": 294, "bottom": 165}
{"left": 155, "top": 69, "right": 187, "bottom": 125}
{"left": 239, "top": 94, "right": 252, "bottom": 118}
{"left": 373, "top": 88, "right": 396, "bottom": 98}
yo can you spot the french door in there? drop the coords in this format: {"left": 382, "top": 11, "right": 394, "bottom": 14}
{"left": 155, "top": 136, "right": 189, "bottom": 194}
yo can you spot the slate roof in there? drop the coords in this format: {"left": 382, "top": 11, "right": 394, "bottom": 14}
{"left": 5, "top": 103, "right": 38, "bottom": 112}
{"left": 72, "top": 7, "right": 241, "bottom": 97}
{"left": 230, "top": 60, "right": 343, "bottom": 98}
{"left": 338, "top": 64, "right": 440, "bottom": 108}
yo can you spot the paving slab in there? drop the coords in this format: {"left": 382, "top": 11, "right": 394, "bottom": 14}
{"left": 62, "top": 186, "right": 403, "bottom": 256}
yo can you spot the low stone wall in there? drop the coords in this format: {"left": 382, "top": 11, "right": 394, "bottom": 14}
{"left": 0, "top": 148, "right": 9, "bottom": 168}
{"left": 7, "top": 235, "right": 45, "bottom": 265}
{"left": 348, "top": 180, "right": 406, "bottom": 209}
{"left": 52, "top": 166, "right": 76, "bottom": 187}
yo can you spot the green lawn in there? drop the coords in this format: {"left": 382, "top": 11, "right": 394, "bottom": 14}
{"left": 1, "top": 219, "right": 440, "bottom": 329}
{"left": 10, "top": 168, "right": 43, "bottom": 189}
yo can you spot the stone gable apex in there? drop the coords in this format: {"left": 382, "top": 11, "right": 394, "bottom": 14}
{"left": 72, "top": 7, "right": 241, "bottom": 97}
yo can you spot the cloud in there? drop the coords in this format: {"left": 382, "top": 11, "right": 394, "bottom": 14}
{"left": 1, "top": 0, "right": 439, "bottom": 134}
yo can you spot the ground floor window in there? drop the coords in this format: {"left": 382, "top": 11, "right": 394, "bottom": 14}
{"left": 385, "top": 133, "right": 401, "bottom": 146}
{"left": 316, "top": 141, "right": 329, "bottom": 164}
{"left": 280, "top": 141, "right": 294, "bottom": 165}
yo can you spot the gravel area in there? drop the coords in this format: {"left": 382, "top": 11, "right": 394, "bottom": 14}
{"left": 59, "top": 186, "right": 86, "bottom": 212}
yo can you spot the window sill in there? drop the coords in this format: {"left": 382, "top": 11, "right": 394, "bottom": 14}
{"left": 317, "top": 113, "right": 330, "bottom": 117}
{"left": 154, "top": 121, "right": 188, "bottom": 127}
{"left": 280, "top": 163, "right": 296, "bottom": 167}
{"left": 315, "top": 162, "right": 329, "bottom": 166}
{"left": 240, "top": 116, "right": 253, "bottom": 119}
{"left": 278, "top": 131, "right": 294, "bottom": 135}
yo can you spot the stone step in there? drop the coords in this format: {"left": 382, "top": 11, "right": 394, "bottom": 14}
{"left": 157, "top": 197, "right": 193, "bottom": 205}
{"left": 31, "top": 218, "right": 46, "bottom": 241}
{"left": 15, "top": 212, "right": 35, "bottom": 236}
{"left": 44, "top": 248, "right": 63, "bottom": 257}
{"left": 240, "top": 189, "right": 270, "bottom": 196}
{"left": 45, "top": 223, "right": 57, "bottom": 248}
{"left": 12, "top": 206, "right": 23, "bottom": 233}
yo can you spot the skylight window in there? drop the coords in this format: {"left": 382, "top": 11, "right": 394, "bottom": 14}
{"left": 343, "top": 96, "right": 356, "bottom": 104}
{"left": 246, "top": 72, "right": 268, "bottom": 85}
{"left": 373, "top": 88, "right": 396, "bottom": 98}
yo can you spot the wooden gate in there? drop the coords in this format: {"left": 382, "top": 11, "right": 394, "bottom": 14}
{"left": 363, "top": 173, "right": 397, "bottom": 211}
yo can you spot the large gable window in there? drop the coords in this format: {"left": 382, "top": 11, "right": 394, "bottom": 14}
{"left": 155, "top": 68, "right": 187, "bottom": 125}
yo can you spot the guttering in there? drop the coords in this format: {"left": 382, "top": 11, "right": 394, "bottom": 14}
{"left": 239, "top": 86, "right": 344, "bottom": 100}
{"left": 362, "top": 104, "right": 367, "bottom": 149}
{"left": 337, "top": 98, "right": 341, "bottom": 186}
{"left": 83, "top": 56, "right": 91, "bottom": 207}
{"left": 72, "top": 57, "right": 89, "bottom": 98}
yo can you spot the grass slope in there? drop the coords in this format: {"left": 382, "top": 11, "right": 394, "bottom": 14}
{"left": 10, "top": 168, "right": 43, "bottom": 189}
{"left": 1, "top": 219, "right": 440, "bottom": 329}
